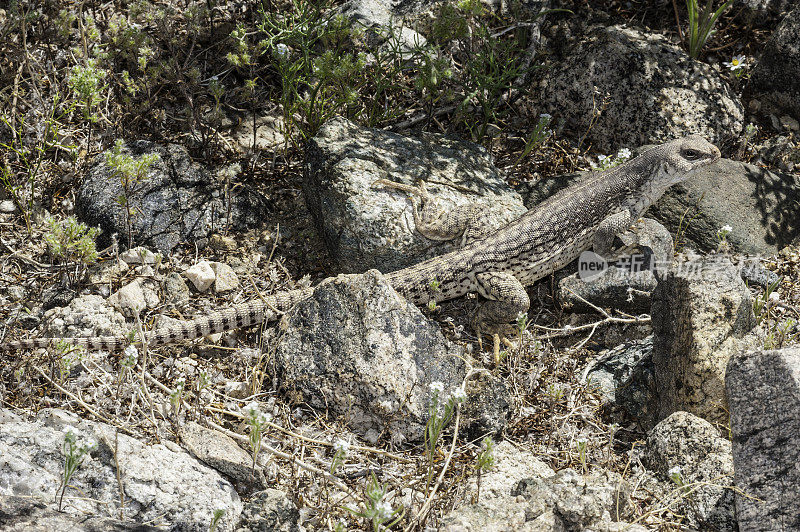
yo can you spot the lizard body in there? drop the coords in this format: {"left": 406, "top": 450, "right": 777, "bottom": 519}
{"left": 0, "top": 135, "right": 720, "bottom": 352}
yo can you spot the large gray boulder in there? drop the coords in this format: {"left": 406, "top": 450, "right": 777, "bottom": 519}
{"left": 0, "top": 408, "right": 242, "bottom": 531}
{"left": 536, "top": 25, "right": 743, "bottom": 152}
{"left": 648, "top": 158, "right": 800, "bottom": 255}
{"left": 0, "top": 495, "right": 160, "bottom": 531}
{"left": 78, "top": 141, "right": 268, "bottom": 253}
{"left": 304, "top": 117, "right": 526, "bottom": 273}
{"left": 642, "top": 412, "right": 736, "bottom": 531}
{"left": 651, "top": 256, "right": 757, "bottom": 426}
{"left": 726, "top": 348, "right": 800, "bottom": 531}
{"left": 747, "top": 7, "right": 800, "bottom": 120}
{"left": 274, "top": 269, "right": 509, "bottom": 443}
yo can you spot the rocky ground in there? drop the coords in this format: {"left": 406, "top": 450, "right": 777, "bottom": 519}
{"left": 1, "top": 0, "right": 799, "bottom": 530}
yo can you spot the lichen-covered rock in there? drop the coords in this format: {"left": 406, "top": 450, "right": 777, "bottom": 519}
{"left": 726, "top": 347, "right": 800, "bottom": 532}
{"left": 0, "top": 408, "right": 242, "bottom": 531}
{"left": 747, "top": 7, "right": 800, "bottom": 120}
{"left": 78, "top": 141, "right": 268, "bottom": 253}
{"left": 304, "top": 117, "right": 526, "bottom": 273}
{"left": 649, "top": 158, "right": 800, "bottom": 255}
{"left": 536, "top": 25, "right": 743, "bottom": 152}
{"left": 642, "top": 412, "right": 736, "bottom": 531}
{"left": 40, "top": 294, "right": 128, "bottom": 340}
{"left": 0, "top": 495, "right": 159, "bottom": 531}
{"left": 274, "top": 270, "right": 471, "bottom": 443}
{"left": 651, "top": 257, "right": 758, "bottom": 426}
{"left": 441, "top": 464, "right": 646, "bottom": 532}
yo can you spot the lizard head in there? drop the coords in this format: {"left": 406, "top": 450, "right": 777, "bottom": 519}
{"left": 659, "top": 135, "right": 721, "bottom": 184}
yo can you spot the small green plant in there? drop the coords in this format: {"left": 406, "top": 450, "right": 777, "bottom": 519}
{"left": 576, "top": 437, "right": 588, "bottom": 474}
{"left": 715, "top": 224, "right": 732, "bottom": 252}
{"left": 590, "top": 147, "right": 632, "bottom": 171}
{"left": 344, "top": 471, "right": 404, "bottom": 532}
{"left": 681, "top": 0, "right": 732, "bottom": 59}
{"left": 104, "top": 140, "right": 160, "bottom": 248}
{"left": 518, "top": 114, "right": 553, "bottom": 161}
{"left": 209, "top": 509, "right": 225, "bottom": 532}
{"left": 764, "top": 318, "right": 799, "bottom": 350}
{"left": 258, "top": 2, "right": 369, "bottom": 141}
{"left": 170, "top": 375, "right": 186, "bottom": 420}
{"left": 242, "top": 402, "right": 268, "bottom": 474}
{"left": 667, "top": 465, "right": 691, "bottom": 495}
{"left": 68, "top": 58, "right": 106, "bottom": 150}
{"left": 475, "top": 436, "right": 495, "bottom": 503}
{"left": 424, "top": 382, "right": 466, "bottom": 489}
{"left": 330, "top": 439, "right": 350, "bottom": 474}
{"left": 54, "top": 341, "right": 85, "bottom": 383}
{"left": 118, "top": 345, "right": 139, "bottom": 389}
{"left": 0, "top": 94, "right": 74, "bottom": 232}
{"left": 58, "top": 428, "right": 97, "bottom": 511}
{"left": 753, "top": 277, "right": 782, "bottom": 324}
{"left": 43, "top": 215, "right": 100, "bottom": 287}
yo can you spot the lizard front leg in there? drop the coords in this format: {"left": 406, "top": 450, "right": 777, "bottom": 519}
{"left": 472, "top": 271, "right": 530, "bottom": 359}
{"left": 373, "top": 179, "right": 490, "bottom": 246}
{"left": 593, "top": 209, "right": 635, "bottom": 260}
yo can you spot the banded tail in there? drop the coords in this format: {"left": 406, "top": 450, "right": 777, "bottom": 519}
{"left": 0, "top": 288, "right": 312, "bottom": 352}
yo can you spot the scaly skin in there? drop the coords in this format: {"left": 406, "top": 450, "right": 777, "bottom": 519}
{"left": 0, "top": 136, "right": 720, "bottom": 352}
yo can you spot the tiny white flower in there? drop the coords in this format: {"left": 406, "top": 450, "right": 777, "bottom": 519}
{"left": 429, "top": 381, "right": 445, "bottom": 394}
{"left": 727, "top": 55, "right": 746, "bottom": 71}
{"left": 449, "top": 387, "right": 467, "bottom": 404}
{"left": 769, "top": 291, "right": 780, "bottom": 302}
{"left": 576, "top": 437, "right": 587, "bottom": 445}
{"left": 375, "top": 499, "right": 393, "bottom": 520}
{"left": 274, "top": 43, "right": 290, "bottom": 58}
{"left": 539, "top": 113, "right": 552, "bottom": 121}
{"left": 242, "top": 401, "right": 261, "bottom": 417}
{"left": 123, "top": 344, "right": 139, "bottom": 363}
{"left": 720, "top": 224, "right": 733, "bottom": 233}
{"left": 333, "top": 439, "right": 350, "bottom": 454}
{"left": 668, "top": 465, "right": 682, "bottom": 477}
{"left": 597, "top": 154, "right": 609, "bottom": 162}
{"left": 617, "top": 147, "right": 632, "bottom": 159}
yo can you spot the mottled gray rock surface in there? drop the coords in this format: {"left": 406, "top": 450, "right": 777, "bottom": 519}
{"left": 536, "top": 25, "right": 743, "bottom": 152}
{"left": 584, "top": 336, "right": 656, "bottom": 428}
{"left": 441, "top": 462, "right": 646, "bottom": 532}
{"left": 747, "top": 7, "right": 800, "bottom": 120}
{"left": 0, "top": 408, "right": 242, "bottom": 531}
{"left": 649, "top": 158, "right": 800, "bottom": 255}
{"left": 275, "top": 270, "right": 481, "bottom": 443}
{"left": 39, "top": 294, "right": 128, "bottom": 340}
{"left": 651, "top": 257, "right": 757, "bottom": 426}
{"left": 179, "top": 421, "right": 266, "bottom": 490}
{"left": 78, "top": 141, "right": 268, "bottom": 253}
{"left": 558, "top": 218, "right": 672, "bottom": 313}
{"left": 304, "top": 117, "right": 526, "bottom": 273}
{"left": 0, "top": 495, "right": 159, "bottom": 531}
{"left": 235, "top": 489, "right": 299, "bottom": 532}
{"left": 642, "top": 412, "right": 736, "bottom": 531}
{"left": 726, "top": 348, "right": 800, "bottom": 532}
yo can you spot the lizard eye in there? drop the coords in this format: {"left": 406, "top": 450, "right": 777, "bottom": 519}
{"left": 683, "top": 148, "right": 701, "bottom": 160}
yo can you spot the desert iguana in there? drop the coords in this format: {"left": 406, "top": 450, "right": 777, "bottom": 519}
{"left": 0, "top": 136, "right": 720, "bottom": 352}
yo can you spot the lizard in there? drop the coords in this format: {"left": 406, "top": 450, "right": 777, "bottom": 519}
{"left": 0, "top": 135, "right": 720, "bottom": 353}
